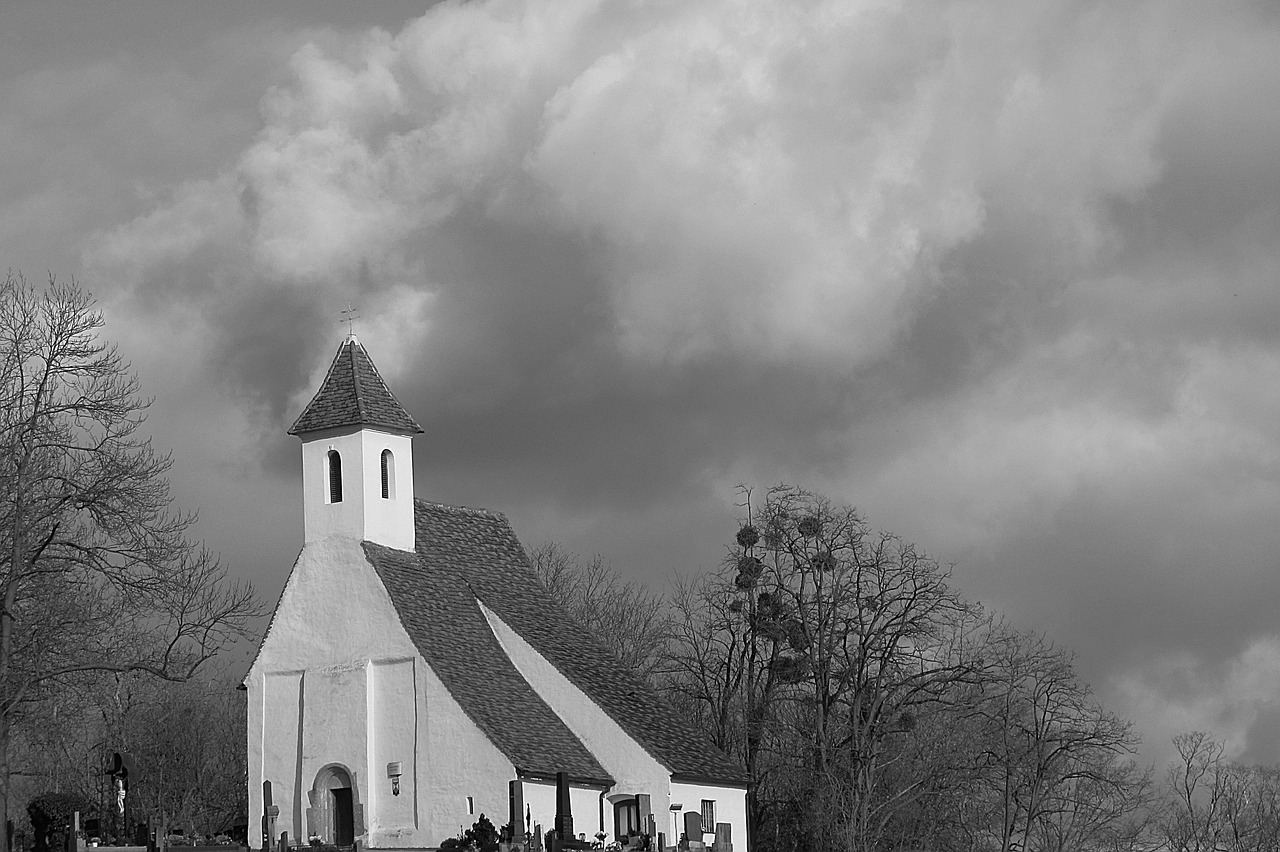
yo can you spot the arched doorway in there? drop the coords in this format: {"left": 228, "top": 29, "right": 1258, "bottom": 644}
{"left": 308, "top": 765, "right": 359, "bottom": 847}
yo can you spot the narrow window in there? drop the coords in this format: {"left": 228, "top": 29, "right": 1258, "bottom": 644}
{"left": 700, "top": 800, "right": 715, "bottom": 834}
{"left": 466, "top": 796, "right": 474, "bottom": 816}
{"left": 327, "top": 450, "right": 343, "bottom": 503}
{"left": 381, "top": 449, "right": 395, "bottom": 499}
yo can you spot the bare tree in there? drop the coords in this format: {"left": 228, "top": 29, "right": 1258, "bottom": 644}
{"left": 665, "top": 485, "right": 986, "bottom": 852}
{"left": 0, "top": 273, "right": 261, "bottom": 840}
{"left": 665, "top": 564, "right": 793, "bottom": 847}
{"left": 969, "top": 628, "right": 1148, "bottom": 852}
{"left": 528, "top": 542, "right": 667, "bottom": 683}
{"left": 100, "top": 674, "right": 247, "bottom": 840}
{"left": 1164, "top": 732, "right": 1230, "bottom": 852}
{"left": 1160, "top": 731, "right": 1280, "bottom": 852}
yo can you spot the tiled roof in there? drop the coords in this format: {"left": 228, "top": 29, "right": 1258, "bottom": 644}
{"left": 289, "top": 339, "right": 423, "bottom": 435}
{"left": 364, "top": 540, "right": 612, "bottom": 785}
{"left": 376, "top": 500, "right": 746, "bottom": 787}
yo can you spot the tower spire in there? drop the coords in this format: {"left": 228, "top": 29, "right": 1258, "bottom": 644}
{"left": 290, "top": 338, "right": 419, "bottom": 551}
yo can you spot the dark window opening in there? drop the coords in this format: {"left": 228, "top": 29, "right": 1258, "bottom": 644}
{"left": 381, "top": 449, "right": 393, "bottom": 499}
{"left": 328, "top": 450, "right": 343, "bottom": 503}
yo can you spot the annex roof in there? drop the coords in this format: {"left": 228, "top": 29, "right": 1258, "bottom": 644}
{"left": 366, "top": 500, "right": 746, "bottom": 787}
{"left": 289, "top": 338, "right": 423, "bottom": 436}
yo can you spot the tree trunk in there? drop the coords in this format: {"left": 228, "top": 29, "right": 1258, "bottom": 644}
{"left": 0, "top": 574, "right": 16, "bottom": 852}
{"left": 0, "top": 707, "right": 11, "bottom": 852}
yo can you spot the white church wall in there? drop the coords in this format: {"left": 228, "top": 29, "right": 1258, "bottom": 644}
{"left": 416, "top": 655, "right": 516, "bottom": 846}
{"left": 302, "top": 663, "right": 369, "bottom": 836}
{"left": 253, "top": 670, "right": 305, "bottom": 840}
{"left": 249, "top": 539, "right": 423, "bottom": 848}
{"left": 669, "top": 781, "right": 749, "bottom": 852}
{"left": 300, "top": 427, "right": 415, "bottom": 551}
{"left": 252, "top": 539, "right": 421, "bottom": 668}
{"left": 356, "top": 430, "right": 415, "bottom": 550}
{"left": 369, "top": 658, "right": 417, "bottom": 837}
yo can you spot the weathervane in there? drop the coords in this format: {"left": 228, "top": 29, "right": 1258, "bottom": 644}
{"left": 340, "top": 302, "right": 361, "bottom": 341}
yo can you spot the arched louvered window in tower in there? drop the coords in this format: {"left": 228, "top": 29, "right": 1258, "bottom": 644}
{"left": 381, "top": 449, "right": 395, "bottom": 499}
{"left": 327, "top": 449, "right": 343, "bottom": 503}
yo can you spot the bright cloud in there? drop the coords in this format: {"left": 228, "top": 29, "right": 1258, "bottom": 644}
{"left": 13, "top": 0, "right": 1277, "bottom": 764}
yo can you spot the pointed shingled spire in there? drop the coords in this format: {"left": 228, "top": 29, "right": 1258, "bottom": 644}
{"left": 289, "top": 339, "right": 423, "bottom": 435}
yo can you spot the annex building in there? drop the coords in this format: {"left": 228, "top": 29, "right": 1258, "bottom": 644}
{"left": 245, "top": 338, "right": 747, "bottom": 851}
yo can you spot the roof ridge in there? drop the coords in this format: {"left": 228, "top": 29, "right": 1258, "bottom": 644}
{"left": 414, "top": 498, "right": 506, "bottom": 519}
{"left": 348, "top": 341, "right": 366, "bottom": 421}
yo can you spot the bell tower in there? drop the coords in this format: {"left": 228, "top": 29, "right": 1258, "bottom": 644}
{"left": 289, "top": 336, "right": 422, "bottom": 551}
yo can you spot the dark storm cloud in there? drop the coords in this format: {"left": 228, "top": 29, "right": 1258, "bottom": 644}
{"left": 4, "top": 0, "right": 1280, "bottom": 766}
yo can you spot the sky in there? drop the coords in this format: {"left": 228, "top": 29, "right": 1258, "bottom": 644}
{"left": 3, "top": 0, "right": 1280, "bottom": 768}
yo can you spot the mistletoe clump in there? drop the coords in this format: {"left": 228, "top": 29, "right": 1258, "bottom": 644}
{"left": 735, "top": 555, "right": 764, "bottom": 589}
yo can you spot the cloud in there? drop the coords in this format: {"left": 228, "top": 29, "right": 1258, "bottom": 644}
{"left": 58, "top": 0, "right": 1280, "bottom": 757}
{"left": 1113, "top": 637, "right": 1280, "bottom": 766}
{"left": 86, "top": 0, "right": 1193, "bottom": 371}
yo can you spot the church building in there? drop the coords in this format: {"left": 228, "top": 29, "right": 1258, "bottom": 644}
{"left": 245, "top": 338, "right": 748, "bottom": 851}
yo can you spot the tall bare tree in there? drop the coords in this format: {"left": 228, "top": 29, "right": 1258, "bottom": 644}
{"left": 666, "top": 485, "right": 985, "bottom": 852}
{"left": 1158, "top": 731, "right": 1280, "bottom": 852}
{"left": 528, "top": 542, "right": 667, "bottom": 683}
{"left": 0, "top": 273, "right": 260, "bottom": 842}
{"left": 969, "top": 628, "right": 1148, "bottom": 852}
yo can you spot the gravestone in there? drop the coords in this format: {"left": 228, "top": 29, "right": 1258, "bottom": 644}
{"left": 262, "top": 781, "right": 278, "bottom": 851}
{"left": 712, "top": 823, "right": 732, "bottom": 852}
{"left": 681, "top": 812, "right": 705, "bottom": 850}
{"left": 508, "top": 781, "right": 524, "bottom": 847}
{"left": 546, "top": 774, "right": 592, "bottom": 852}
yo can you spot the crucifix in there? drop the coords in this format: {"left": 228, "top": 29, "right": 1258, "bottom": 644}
{"left": 340, "top": 303, "right": 361, "bottom": 340}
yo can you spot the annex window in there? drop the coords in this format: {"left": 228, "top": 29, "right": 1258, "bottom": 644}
{"left": 700, "top": 800, "right": 715, "bottom": 834}
{"left": 381, "top": 449, "right": 395, "bottom": 499}
{"left": 327, "top": 450, "right": 343, "bottom": 503}
{"left": 614, "top": 799, "right": 639, "bottom": 840}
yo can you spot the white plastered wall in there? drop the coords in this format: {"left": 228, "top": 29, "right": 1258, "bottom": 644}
{"left": 416, "top": 660, "right": 514, "bottom": 845}
{"left": 478, "top": 601, "right": 672, "bottom": 845}
{"left": 247, "top": 537, "right": 515, "bottom": 849}
{"left": 669, "top": 781, "right": 749, "bottom": 852}
{"left": 300, "top": 427, "right": 415, "bottom": 551}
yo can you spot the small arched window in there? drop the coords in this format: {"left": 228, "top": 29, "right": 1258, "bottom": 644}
{"left": 381, "top": 449, "right": 395, "bottom": 499}
{"left": 327, "top": 449, "right": 343, "bottom": 503}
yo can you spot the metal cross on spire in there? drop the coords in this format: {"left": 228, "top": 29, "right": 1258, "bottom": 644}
{"left": 340, "top": 302, "right": 361, "bottom": 341}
